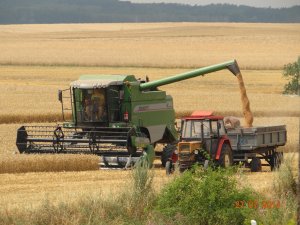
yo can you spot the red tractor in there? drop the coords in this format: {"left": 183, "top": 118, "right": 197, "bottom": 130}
{"left": 164, "top": 111, "right": 233, "bottom": 173}
{"left": 164, "top": 111, "right": 286, "bottom": 174}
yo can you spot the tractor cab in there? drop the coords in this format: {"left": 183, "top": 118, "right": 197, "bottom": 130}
{"left": 176, "top": 111, "right": 232, "bottom": 171}
{"left": 181, "top": 111, "right": 226, "bottom": 141}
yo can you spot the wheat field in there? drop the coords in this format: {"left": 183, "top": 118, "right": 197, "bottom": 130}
{"left": 0, "top": 23, "right": 299, "bottom": 69}
{"left": 0, "top": 23, "right": 299, "bottom": 213}
{"left": 0, "top": 66, "right": 299, "bottom": 121}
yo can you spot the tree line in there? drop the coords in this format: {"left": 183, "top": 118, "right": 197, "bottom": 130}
{"left": 0, "top": 0, "right": 299, "bottom": 24}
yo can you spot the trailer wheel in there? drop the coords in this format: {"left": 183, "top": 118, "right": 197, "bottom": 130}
{"left": 250, "top": 157, "right": 262, "bottom": 172}
{"left": 161, "top": 144, "right": 176, "bottom": 167}
{"left": 271, "top": 152, "right": 283, "bottom": 171}
{"left": 218, "top": 144, "right": 233, "bottom": 168}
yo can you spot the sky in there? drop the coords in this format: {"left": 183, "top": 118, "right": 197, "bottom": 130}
{"left": 128, "top": 0, "right": 300, "bottom": 8}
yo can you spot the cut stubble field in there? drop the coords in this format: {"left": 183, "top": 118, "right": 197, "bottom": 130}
{"left": 0, "top": 23, "right": 299, "bottom": 214}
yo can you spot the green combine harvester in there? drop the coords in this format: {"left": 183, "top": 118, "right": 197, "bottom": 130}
{"left": 16, "top": 60, "right": 240, "bottom": 167}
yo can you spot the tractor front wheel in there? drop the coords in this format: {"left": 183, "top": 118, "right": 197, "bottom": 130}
{"left": 218, "top": 144, "right": 233, "bottom": 168}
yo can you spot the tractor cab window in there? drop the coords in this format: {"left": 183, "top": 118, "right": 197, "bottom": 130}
{"left": 211, "top": 120, "right": 219, "bottom": 135}
{"left": 218, "top": 119, "right": 226, "bottom": 135}
{"left": 210, "top": 120, "right": 226, "bottom": 136}
{"left": 182, "top": 120, "right": 210, "bottom": 139}
{"left": 211, "top": 120, "right": 226, "bottom": 136}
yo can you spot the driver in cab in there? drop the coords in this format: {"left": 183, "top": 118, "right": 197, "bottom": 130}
{"left": 91, "top": 89, "right": 106, "bottom": 121}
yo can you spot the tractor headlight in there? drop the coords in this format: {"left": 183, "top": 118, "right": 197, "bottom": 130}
{"left": 194, "top": 150, "right": 199, "bottom": 155}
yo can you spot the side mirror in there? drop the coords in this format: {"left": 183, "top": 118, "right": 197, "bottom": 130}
{"left": 58, "top": 90, "right": 63, "bottom": 102}
{"left": 175, "top": 120, "right": 182, "bottom": 133}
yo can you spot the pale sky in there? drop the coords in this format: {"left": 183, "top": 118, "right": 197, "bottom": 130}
{"left": 128, "top": 0, "right": 300, "bottom": 8}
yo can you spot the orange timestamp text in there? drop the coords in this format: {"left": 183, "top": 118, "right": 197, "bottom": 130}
{"left": 234, "top": 200, "right": 281, "bottom": 209}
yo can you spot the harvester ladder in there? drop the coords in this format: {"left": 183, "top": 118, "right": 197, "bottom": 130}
{"left": 60, "top": 88, "right": 73, "bottom": 121}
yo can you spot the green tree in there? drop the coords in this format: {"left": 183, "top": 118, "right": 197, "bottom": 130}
{"left": 283, "top": 56, "right": 300, "bottom": 95}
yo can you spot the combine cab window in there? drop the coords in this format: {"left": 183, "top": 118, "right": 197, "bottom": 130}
{"left": 74, "top": 88, "right": 107, "bottom": 123}
{"left": 74, "top": 86, "right": 122, "bottom": 124}
{"left": 107, "top": 86, "right": 121, "bottom": 122}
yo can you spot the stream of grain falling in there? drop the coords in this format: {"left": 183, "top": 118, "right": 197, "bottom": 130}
{"left": 236, "top": 73, "right": 253, "bottom": 127}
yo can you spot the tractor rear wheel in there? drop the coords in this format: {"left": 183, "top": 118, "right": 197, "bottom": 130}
{"left": 218, "top": 144, "right": 233, "bottom": 168}
{"left": 161, "top": 144, "right": 176, "bottom": 167}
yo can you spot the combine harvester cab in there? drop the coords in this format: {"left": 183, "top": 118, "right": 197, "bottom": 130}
{"left": 16, "top": 60, "right": 241, "bottom": 168}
